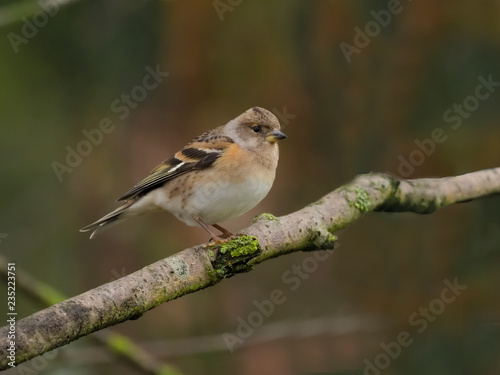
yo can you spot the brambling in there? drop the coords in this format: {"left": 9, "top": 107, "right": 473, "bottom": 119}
{"left": 80, "top": 107, "right": 286, "bottom": 241}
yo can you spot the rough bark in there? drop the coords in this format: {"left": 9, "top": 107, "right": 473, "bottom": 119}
{"left": 1, "top": 168, "right": 499, "bottom": 370}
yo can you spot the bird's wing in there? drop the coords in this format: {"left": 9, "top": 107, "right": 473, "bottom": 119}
{"left": 117, "top": 133, "right": 234, "bottom": 201}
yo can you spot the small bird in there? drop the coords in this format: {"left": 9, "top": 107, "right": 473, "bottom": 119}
{"left": 80, "top": 107, "right": 286, "bottom": 241}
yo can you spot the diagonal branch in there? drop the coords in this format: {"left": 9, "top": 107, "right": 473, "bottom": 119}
{"left": 1, "top": 168, "right": 499, "bottom": 370}
{"left": 0, "top": 255, "right": 183, "bottom": 375}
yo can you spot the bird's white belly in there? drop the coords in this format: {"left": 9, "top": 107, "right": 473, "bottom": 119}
{"left": 136, "top": 173, "right": 271, "bottom": 226}
{"left": 128, "top": 165, "right": 276, "bottom": 227}
{"left": 182, "top": 176, "right": 273, "bottom": 225}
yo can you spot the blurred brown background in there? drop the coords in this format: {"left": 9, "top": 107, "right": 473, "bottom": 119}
{"left": 1, "top": 1, "right": 500, "bottom": 374}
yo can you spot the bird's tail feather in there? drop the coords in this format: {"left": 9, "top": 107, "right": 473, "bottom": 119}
{"left": 80, "top": 202, "right": 134, "bottom": 239}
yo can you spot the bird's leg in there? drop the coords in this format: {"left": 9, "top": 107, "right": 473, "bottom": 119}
{"left": 211, "top": 223, "right": 234, "bottom": 239}
{"left": 193, "top": 216, "right": 225, "bottom": 243}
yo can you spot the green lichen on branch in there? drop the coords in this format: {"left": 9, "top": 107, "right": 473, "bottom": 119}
{"left": 321, "top": 233, "right": 338, "bottom": 249}
{"left": 344, "top": 186, "right": 372, "bottom": 212}
{"left": 2, "top": 168, "right": 500, "bottom": 369}
{"left": 210, "top": 235, "right": 262, "bottom": 278}
{"left": 253, "top": 212, "right": 280, "bottom": 223}
{"left": 302, "top": 228, "right": 338, "bottom": 252}
{"left": 218, "top": 235, "right": 260, "bottom": 257}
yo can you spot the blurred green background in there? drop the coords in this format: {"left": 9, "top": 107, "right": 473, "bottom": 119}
{"left": 1, "top": 1, "right": 500, "bottom": 374}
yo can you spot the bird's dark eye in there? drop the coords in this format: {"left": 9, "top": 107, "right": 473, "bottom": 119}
{"left": 252, "top": 125, "right": 261, "bottom": 133}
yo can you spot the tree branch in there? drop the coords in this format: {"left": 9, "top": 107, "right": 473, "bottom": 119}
{"left": 65, "top": 314, "right": 382, "bottom": 364}
{"left": 1, "top": 168, "right": 499, "bottom": 370}
{"left": 0, "top": 255, "right": 183, "bottom": 374}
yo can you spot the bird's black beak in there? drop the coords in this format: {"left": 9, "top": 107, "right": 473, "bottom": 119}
{"left": 266, "top": 130, "right": 287, "bottom": 143}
